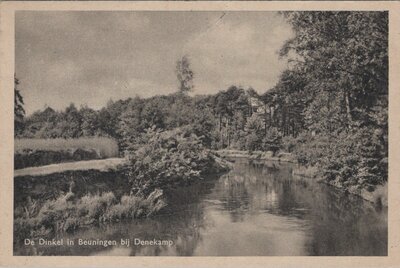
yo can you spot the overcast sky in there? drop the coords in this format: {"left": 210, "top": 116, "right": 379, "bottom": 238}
{"left": 16, "top": 11, "right": 293, "bottom": 115}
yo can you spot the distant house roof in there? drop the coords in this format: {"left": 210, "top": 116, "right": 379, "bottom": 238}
{"left": 248, "top": 96, "right": 268, "bottom": 114}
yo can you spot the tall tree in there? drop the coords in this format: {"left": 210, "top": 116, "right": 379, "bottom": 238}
{"left": 61, "top": 103, "right": 82, "bottom": 138}
{"left": 277, "top": 11, "right": 388, "bottom": 186}
{"left": 176, "top": 55, "right": 194, "bottom": 94}
{"left": 14, "top": 76, "right": 25, "bottom": 136}
{"left": 80, "top": 106, "right": 100, "bottom": 137}
{"left": 280, "top": 11, "right": 388, "bottom": 132}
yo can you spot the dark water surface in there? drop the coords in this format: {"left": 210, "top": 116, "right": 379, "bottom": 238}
{"left": 17, "top": 159, "right": 387, "bottom": 256}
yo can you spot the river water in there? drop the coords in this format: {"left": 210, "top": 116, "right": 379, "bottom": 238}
{"left": 17, "top": 158, "right": 387, "bottom": 256}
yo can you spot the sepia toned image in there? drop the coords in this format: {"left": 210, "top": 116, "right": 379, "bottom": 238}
{"left": 10, "top": 8, "right": 389, "bottom": 257}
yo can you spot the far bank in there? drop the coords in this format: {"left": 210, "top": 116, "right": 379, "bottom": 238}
{"left": 216, "top": 149, "right": 387, "bottom": 207}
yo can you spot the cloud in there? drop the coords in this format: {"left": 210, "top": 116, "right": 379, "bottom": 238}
{"left": 183, "top": 12, "right": 293, "bottom": 94}
{"left": 16, "top": 11, "right": 293, "bottom": 114}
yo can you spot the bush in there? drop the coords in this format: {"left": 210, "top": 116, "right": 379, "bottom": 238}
{"left": 281, "top": 135, "right": 297, "bottom": 153}
{"left": 262, "top": 127, "right": 282, "bottom": 155}
{"left": 246, "top": 133, "right": 262, "bottom": 151}
{"left": 78, "top": 192, "right": 117, "bottom": 219}
{"left": 126, "top": 127, "right": 222, "bottom": 195}
{"left": 288, "top": 127, "right": 387, "bottom": 188}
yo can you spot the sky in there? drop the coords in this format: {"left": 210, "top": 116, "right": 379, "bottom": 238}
{"left": 15, "top": 11, "right": 293, "bottom": 115}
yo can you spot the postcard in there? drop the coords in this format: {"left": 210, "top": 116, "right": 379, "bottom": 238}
{"left": 0, "top": 1, "right": 399, "bottom": 267}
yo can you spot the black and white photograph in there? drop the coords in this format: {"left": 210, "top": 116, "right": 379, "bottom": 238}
{"left": 11, "top": 9, "right": 388, "bottom": 257}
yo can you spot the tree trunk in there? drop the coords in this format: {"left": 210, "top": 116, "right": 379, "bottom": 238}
{"left": 344, "top": 89, "right": 353, "bottom": 126}
{"left": 264, "top": 104, "right": 268, "bottom": 137}
{"left": 227, "top": 117, "right": 230, "bottom": 148}
{"left": 269, "top": 106, "right": 273, "bottom": 127}
{"left": 219, "top": 115, "right": 223, "bottom": 149}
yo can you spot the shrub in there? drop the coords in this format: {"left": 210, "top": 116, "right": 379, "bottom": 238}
{"left": 246, "top": 133, "right": 262, "bottom": 152}
{"left": 288, "top": 127, "right": 387, "bottom": 188}
{"left": 126, "top": 127, "right": 219, "bottom": 194}
{"left": 78, "top": 192, "right": 117, "bottom": 219}
{"left": 281, "top": 135, "right": 297, "bottom": 153}
{"left": 262, "top": 127, "right": 282, "bottom": 155}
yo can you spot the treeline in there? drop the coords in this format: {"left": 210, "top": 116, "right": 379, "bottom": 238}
{"left": 15, "top": 88, "right": 267, "bottom": 150}
{"left": 15, "top": 86, "right": 297, "bottom": 153}
{"left": 15, "top": 11, "right": 388, "bottom": 188}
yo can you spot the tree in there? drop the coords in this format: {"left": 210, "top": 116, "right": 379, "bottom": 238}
{"left": 176, "top": 55, "right": 194, "bottom": 94}
{"left": 262, "top": 70, "right": 308, "bottom": 137}
{"left": 14, "top": 76, "right": 25, "bottom": 136}
{"left": 80, "top": 106, "right": 100, "bottom": 137}
{"left": 277, "top": 11, "right": 388, "bottom": 186}
{"left": 245, "top": 113, "right": 265, "bottom": 151}
{"left": 61, "top": 103, "right": 82, "bottom": 138}
{"left": 118, "top": 97, "right": 144, "bottom": 152}
{"left": 280, "top": 11, "right": 388, "bottom": 132}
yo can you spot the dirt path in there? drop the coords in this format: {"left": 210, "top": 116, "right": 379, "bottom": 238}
{"left": 14, "top": 158, "right": 127, "bottom": 177}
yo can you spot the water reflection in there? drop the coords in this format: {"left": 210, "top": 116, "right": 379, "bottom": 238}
{"left": 15, "top": 158, "right": 387, "bottom": 256}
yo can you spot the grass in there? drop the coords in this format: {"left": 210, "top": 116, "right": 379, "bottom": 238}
{"left": 15, "top": 137, "right": 119, "bottom": 158}
{"left": 14, "top": 189, "right": 166, "bottom": 240}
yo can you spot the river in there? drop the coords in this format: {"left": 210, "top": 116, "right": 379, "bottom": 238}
{"left": 16, "top": 158, "right": 387, "bottom": 256}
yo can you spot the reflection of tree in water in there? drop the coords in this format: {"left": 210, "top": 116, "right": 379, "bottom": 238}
{"left": 210, "top": 159, "right": 301, "bottom": 221}
{"left": 217, "top": 172, "right": 250, "bottom": 222}
{"left": 259, "top": 162, "right": 387, "bottom": 255}
{"left": 128, "top": 179, "right": 219, "bottom": 256}
{"left": 210, "top": 159, "right": 298, "bottom": 222}
{"left": 264, "top": 165, "right": 387, "bottom": 256}
{"left": 291, "top": 181, "right": 387, "bottom": 256}
{"left": 209, "top": 159, "right": 387, "bottom": 256}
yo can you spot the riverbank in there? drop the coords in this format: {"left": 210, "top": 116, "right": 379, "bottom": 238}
{"left": 14, "top": 188, "right": 166, "bottom": 242}
{"left": 14, "top": 159, "right": 164, "bottom": 241}
{"left": 291, "top": 164, "right": 387, "bottom": 206}
{"left": 216, "top": 149, "right": 296, "bottom": 163}
{"left": 217, "top": 149, "right": 387, "bottom": 206}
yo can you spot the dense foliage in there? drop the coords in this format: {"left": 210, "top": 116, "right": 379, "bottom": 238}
{"left": 15, "top": 12, "right": 388, "bottom": 189}
{"left": 127, "top": 127, "right": 227, "bottom": 195}
{"left": 277, "top": 11, "right": 388, "bottom": 188}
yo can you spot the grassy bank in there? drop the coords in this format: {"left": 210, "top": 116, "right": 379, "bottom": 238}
{"left": 14, "top": 190, "right": 166, "bottom": 241}
{"left": 15, "top": 138, "right": 119, "bottom": 169}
